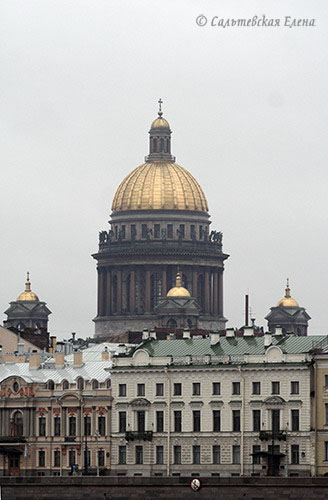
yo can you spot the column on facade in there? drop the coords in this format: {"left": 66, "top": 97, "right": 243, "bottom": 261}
{"left": 106, "top": 270, "right": 111, "bottom": 316}
{"left": 117, "top": 269, "right": 122, "bottom": 314}
{"left": 218, "top": 270, "right": 223, "bottom": 316}
{"left": 213, "top": 271, "right": 219, "bottom": 315}
{"left": 145, "top": 269, "right": 151, "bottom": 312}
{"left": 130, "top": 270, "right": 136, "bottom": 313}
{"left": 121, "top": 270, "right": 127, "bottom": 312}
{"left": 204, "top": 269, "right": 210, "bottom": 314}
{"left": 161, "top": 267, "right": 167, "bottom": 297}
{"left": 97, "top": 268, "right": 103, "bottom": 316}
{"left": 192, "top": 269, "right": 198, "bottom": 299}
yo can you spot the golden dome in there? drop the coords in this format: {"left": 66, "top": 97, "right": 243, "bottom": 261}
{"left": 277, "top": 279, "right": 299, "bottom": 307}
{"left": 17, "top": 272, "right": 39, "bottom": 302}
{"left": 167, "top": 273, "right": 191, "bottom": 297}
{"left": 112, "top": 162, "right": 208, "bottom": 212}
{"left": 151, "top": 116, "right": 170, "bottom": 129}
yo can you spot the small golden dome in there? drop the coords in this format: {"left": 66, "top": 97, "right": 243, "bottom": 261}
{"left": 277, "top": 279, "right": 299, "bottom": 307}
{"left": 167, "top": 273, "right": 191, "bottom": 297}
{"left": 16, "top": 272, "right": 39, "bottom": 302}
{"left": 112, "top": 162, "right": 208, "bottom": 212}
{"left": 151, "top": 116, "right": 170, "bottom": 129}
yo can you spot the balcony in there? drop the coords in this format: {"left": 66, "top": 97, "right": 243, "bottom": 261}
{"left": 64, "top": 436, "right": 76, "bottom": 443}
{"left": 259, "top": 430, "right": 287, "bottom": 441}
{"left": 125, "top": 431, "right": 153, "bottom": 442}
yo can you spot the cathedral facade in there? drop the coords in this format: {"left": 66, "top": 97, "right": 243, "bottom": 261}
{"left": 93, "top": 104, "right": 229, "bottom": 338}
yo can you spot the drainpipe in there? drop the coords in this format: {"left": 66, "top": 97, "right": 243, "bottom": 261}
{"left": 239, "top": 366, "right": 245, "bottom": 476}
{"left": 165, "top": 367, "right": 171, "bottom": 477}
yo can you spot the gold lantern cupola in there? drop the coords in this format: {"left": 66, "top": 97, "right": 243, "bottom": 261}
{"left": 16, "top": 272, "right": 39, "bottom": 302}
{"left": 167, "top": 273, "right": 191, "bottom": 298}
{"left": 277, "top": 278, "right": 299, "bottom": 307}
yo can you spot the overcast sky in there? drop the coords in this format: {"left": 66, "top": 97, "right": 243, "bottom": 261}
{"left": 1, "top": 0, "right": 327, "bottom": 339}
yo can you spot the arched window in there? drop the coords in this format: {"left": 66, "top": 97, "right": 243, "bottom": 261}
{"left": 151, "top": 273, "right": 162, "bottom": 309}
{"left": 47, "top": 380, "right": 54, "bottom": 391}
{"left": 62, "top": 380, "right": 69, "bottom": 390}
{"left": 197, "top": 275, "right": 204, "bottom": 310}
{"left": 152, "top": 138, "right": 157, "bottom": 152}
{"left": 17, "top": 322, "right": 25, "bottom": 331}
{"left": 160, "top": 138, "right": 165, "bottom": 152}
{"left": 13, "top": 411, "right": 23, "bottom": 437}
{"left": 92, "top": 380, "right": 99, "bottom": 390}
{"left": 69, "top": 416, "right": 76, "bottom": 436}
{"left": 77, "top": 377, "right": 84, "bottom": 390}
{"left": 106, "top": 379, "right": 111, "bottom": 389}
{"left": 112, "top": 275, "right": 118, "bottom": 313}
{"left": 187, "top": 318, "right": 193, "bottom": 329}
{"left": 167, "top": 318, "right": 177, "bottom": 328}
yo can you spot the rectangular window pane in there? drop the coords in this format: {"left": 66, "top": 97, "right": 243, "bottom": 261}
{"left": 119, "top": 446, "right": 126, "bottom": 465}
{"left": 232, "top": 410, "right": 240, "bottom": 432}
{"left": 291, "top": 381, "right": 299, "bottom": 394}
{"left": 213, "top": 445, "right": 220, "bottom": 464}
{"left": 232, "top": 382, "right": 240, "bottom": 395}
{"left": 154, "top": 224, "right": 160, "bottom": 238}
{"left": 167, "top": 224, "right": 173, "bottom": 238}
{"left": 213, "top": 410, "right": 221, "bottom": 432}
{"left": 190, "top": 225, "right": 196, "bottom": 240}
{"left": 193, "top": 383, "right": 201, "bottom": 396}
{"left": 193, "top": 410, "right": 201, "bottom": 432}
{"left": 156, "top": 445, "right": 164, "bottom": 464}
{"left": 98, "top": 416, "right": 106, "bottom": 436}
{"left": 173, "top": 445, "right": 181, "bottom": 464}
{"left": 272, "top": 381, "right": 280, "bottom": 394}
{"left": 179, "top": 224, "right": 185, "bottom": 238}
{"left": 39, "top": 417, "right": 46, "bottom": 437}
{"left": 212, "top": 382, "right": 221, "bottom": 395}
{"left": 98, "top": 450, "right": 105, "bottom": 467}
{"left": 38, "top": 450, "right": 45, "bottom": 467}
{"left": 142, "top": 224, "right": 147, "bottom": 239}
{"left": 325, "top": 404, "right": 328, "bottom": 425}
{"left": 252, "top": 382, "right": 261, "bottom": 395}
{"left": 193, "top": 445, "right": 200, "bottom": 464}
{"left": 253, "top": 410, "right": 261, "bottom": 432}
{"left": 69, "top": 416, "right": 76, "bottom": 436}
{"left": 291, "top": 409, "right": 299, "bottom": 431}
{"left": 156, "top": 411, "right": 164, "bottom": 433}
{"left": 137, "top": 411, "right": 145, "bottom": 432}
{"left": 325, "top": 442, "right": 328, "bottom": 461}
{"left": 54, "top": 417, "right": 61, "bottom": 437}
{"left": 252, "top": 445, "right": 261, "bottom": 465}
{"left": 291, "top": 444, "right": 299, "bottom": 464}
{"left": 173, "top": 383, "right": 182, "bottom": 396}
{"left": 84, "top": 416, "right": 91, "bottom": 436}
{"left": 135, "top": 446, "right": 143, "bottom": 464}
{"left": 119, "top": 384, "right": 126, "bottom": 397}
{"left": 156, "top": 383, "right": 164, "bottom": 396}
{"left": 232, "top": 445, "right": 240, "bottom": 464}
{"left": 272, "top": 409, "right": 280, "bottom": 433}
{"left": 69, "top": 450, "right": 76, "bottom": 466}
{"left": 174, "top": 411, "right": 182, "bottom": 432}
{"left": 54, "top": 450, "right": 60, "bottom": 467}
{"left": 137, "top": 384, "right": 145, "bottom": 397}
{"left": 119, "top": 412, "right": 127, "bottom": 433}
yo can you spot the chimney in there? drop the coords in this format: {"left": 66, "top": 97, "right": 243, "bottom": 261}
{"left": 117, "top": 344, "right": 126, "bottom": 355}
{"left": 29, "top": 352, "right": 41, "bottom": 370}
{"left": 102, "top": 347, "right": 110, "bottom": 361}
{"left": 73, "top": 350, "right": 83, "bottom": 368}
{"left": 183, "top": 329, "right": 191, "bottom": 339}
{"left": 142, "top": 329, "right": 149, "bottom": 341}
{"left": 264, "top": 332, "right": 272, "bottom": 347}
{"left": 149, "top": 330, "right": 156, "bottom": 339}
{"left": 226, "top": 328, "right": 235, "bottom": 338}
{"left": 210, "top": 332, "right": 220, "bottom": 345}
{"left": 17, "top": 343, "right": 25, "bottom": 355}
{"left": 274, "top": 326, "right": 283, "bottom": 336}
{"left": 54, "top": 352, "right": 65, "bottom": 369}
{"left": 50, "top": 336, "right": 57, "bottom": 353}
{"left": 243, "top": 326, "right": 254, "bottom": 337}
{"left": 4, "top": 354, "right": 17, "bottom": 364}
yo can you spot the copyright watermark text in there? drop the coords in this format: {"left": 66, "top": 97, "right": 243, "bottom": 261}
{"left": 196, "top": 14, "right": 316, "bottom": 29}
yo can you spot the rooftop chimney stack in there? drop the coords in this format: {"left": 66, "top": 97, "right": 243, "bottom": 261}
{"left": 29, "top": 352, "right": 41, "bottom": 370}
{"left": 244, "top": 326, "right": 254, "bottom": 337}
{"left": 210, "top": 332, "right": 220, "bottom": 345}
{"left": 54, "top": 352, "right": 65, "bottom": 369}
{"left": 142, "top": 329, "right": 149, "bottom": 341}
{"left": 183, "top": 329, "right": 191, "bottom": 339}
{"left": 73, "top": 350, "right": 83, "bottom": 368}
{"left": 264, "top": 331, "right": 272, "bottom": 347}
{"left": 226, "top": 328, "right": 235, "bottom": 338}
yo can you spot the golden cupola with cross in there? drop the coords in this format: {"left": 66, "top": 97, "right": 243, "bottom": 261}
{"left": 93, "top": 101, "right": 229, "bottom": 339}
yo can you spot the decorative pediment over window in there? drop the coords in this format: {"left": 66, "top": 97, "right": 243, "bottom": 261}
{"left": 130, "top": 398, "right": 151, "bottom": 407}
{"left": 264, "top": 396, "right": 286, "bottom": 406}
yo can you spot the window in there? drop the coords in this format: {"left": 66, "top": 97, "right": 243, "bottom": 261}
{"left": 179, "top": 224, "right": 185, "bottom": 238}
{"left": 13, "top": 411, "right": 23, "bottom": 437}
{"left": 252, "top": 382, "right": 261, "bottom": 395}
{"left": 291, "top": 409, "right": 300, "bottom": 431}
{"left": 325, "top": 441, "right": 328, "bottom": 461}
{"left": 98, "top": 416, "right": 106, "bottom": 436}
{"left": 135, "top": 446, "right": 143, "bottom": 464}
{"left": 174, "top": 411, "right": 182, "bottom": 432}
{"left": 193, "top": 410, "right": 201, "bottom": 432}
{"left": 193, "top": 445, "right": 200, "bottom": 464}
{"left": 106, "top": 379, "right": 111, "bottom": 389}
{"left": 213, "top": 410, "right": 221, "bottom": 432}
{"left": 213, "top": 445, "right": 220, "bottom": 464}
{"left": 142, "top": 224, "right": 148, "bottom": 239}
{"left": 325, "top": 404, "right": 328, "bottom": 425}
{"left": 156, "top": 383, "right": 164, "bottom": 396}
{"left": 154, "top": 224, "right": 160, "bottom": 238}
{"left": 167, "top": 224, "right": 173, "bottom": 238}
{"left": 131, "top": 224, "right": 136, "bottom": 239}
{"left": 137, "top": 384, "right": 145, "bottom": 397}
{"left": 252, "top": 445, "right": 261, "bottom": 465}
{"left": 199, "top": 225, "right": 203, "bottom": 240}
{"left": 39, "top": 417, "right": 46, "bottom": 437}
{"left": 253, "top": 410, "right": 261, "bottom": 432}
{"left": 232, "top": 382, "right": 240, "bottom": 395}
{"left": 54, "top": 450, "right": 60, "bottom": 467}
{"left": 84, "top": 415, "right": 91, "bottom": 436}
{"left": 212, "top": 382, "right": 221, "bottom": 395}
{"left": 136, "top": 411, "right": 145, "bottom": 432}
{"left": 119, "top": 384, "right": 126, "bottom": 397}
{"left": 119, "top": 446, "right": 126, "bottom": 465}
{"left": 291, "top": 381, "right": 299, "bottom": 394}
{"left": 190, "top": 225, "right": 196, "bottom": 239}
{"left": 325, "top": 375, "right": 328, "bottom": 388}
{"left": 156, "top": 411, "right": 164, "bottom": 432}
{"left": 69, "top": 450, "right": 76, "bottom": 467}
{"left": 291, "top": 444, "right": 299, "bottom": 464}
{"left": 54, "top": 416, "right": 61, "bottom": 437}
{"left": 232, "top": 445, "right": 240, "bottom": 464}
{"left": 121, "top": 225, "right": 126, "bottom": 239}
{"left": 173, "top": 383, "right": 182, "bottom": 396}
{"left": 156, "top": 445, "right": 164, "bottom": 464}
{"left": 272, "top": 381, "right": 280, "bottom": 394}
{"left": 62, "top": 380, "right": 69, "bottom": 390}
{"left": 84, "top": 449, "right": 90, "bottom": 468}
{"left": 38, "top": 450, "right": 45, "bottom": 467}
{"left": 272, "top": 409, "right": 280, "bottom": 433}
{"left": 98, "top": 450, "right": 105, "bottom": 467}
{"left": 232, "top": 410, "right": 240, "bottom": 432}
{"left": 69, "top": 416, "right": 76, "bottom": 436}
{"left": 119, "top": 412, "right": 127, "bottom": 433}
{"left": 92, "top": 380, "right": 99, "bottom": 390}
{"left": 192, "top": 383, "right": 201, "bottom": 396}
{"left": 174, "top": 445, "right": 181, "bottom": 464}
{"left": 47, "top": 380, "right": 54, "bottom": 390}
{"left": 77, "top": 377, "right": 84, "bottom": 390}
